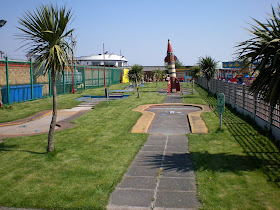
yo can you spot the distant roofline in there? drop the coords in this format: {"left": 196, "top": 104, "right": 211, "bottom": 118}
{"left": 75, "top": 54, "right": 127, "bottom": 62}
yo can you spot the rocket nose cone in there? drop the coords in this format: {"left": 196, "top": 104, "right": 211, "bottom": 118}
{"left": 167, "top": 40, "right": 173, "bottom": 53}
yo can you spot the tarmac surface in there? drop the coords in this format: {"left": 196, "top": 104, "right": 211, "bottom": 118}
{"left": 147, "top": 105, "right": 201, "bottom": 135}
{"left": 107, "top": 92, "right": 200, "bottom": 210}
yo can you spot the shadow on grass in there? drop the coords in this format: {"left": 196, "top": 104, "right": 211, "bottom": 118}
{"left": 0, "top": 142, "right": 18, "bottom": 151}
{"left": 196, "top": 85, "right": 280, "bottom": 186}
{"left": 0, "top": 142, "right": 47, "bottom": 154}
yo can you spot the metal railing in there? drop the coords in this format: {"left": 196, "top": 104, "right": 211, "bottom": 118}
{"left": 0, "top": 57, "right": 122, "bottom": 105}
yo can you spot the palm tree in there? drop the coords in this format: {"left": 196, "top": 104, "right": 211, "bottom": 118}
{"left": 128, "top": 65, "right": 143, "bottom": 98}
{"left": 199, "top": 56, "right": 217, "bottom": 94}
{"left": 237, "top": 5, "right": 280, "bottom": 120}
{"left": 17, "top": 4, "right": 74, "bottom": 152}
{"left": 151, "top": 69, "right": 166, "bottom": 87}
{"left": 190, "top": 66, "right": 201, "bottom": 82}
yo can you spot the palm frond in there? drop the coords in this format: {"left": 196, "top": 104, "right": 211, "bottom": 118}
{"left": 17, "top": 4, "right": 74, "bottom": 74}
{"left": 236, "top": 4, "right": 280, "bottom": 109}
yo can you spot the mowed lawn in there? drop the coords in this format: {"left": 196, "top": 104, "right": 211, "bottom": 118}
{"left": 1, "top": 82, "right": 280, "bottom": 209}
{"left": 0, "top": 82, "right": 166, "bottom": 209}
{"left": 184, "top": 85, "right": 280, "bottom": 209}
{"left": 0, "top": 83, "right": 129, "bottom": 123}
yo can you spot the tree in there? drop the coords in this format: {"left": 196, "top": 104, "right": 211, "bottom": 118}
{"left": 18, "top": 4, "right": 74, "bottom": 152}
{"left": 128, "top": 65, "right": 143, "bottom": 98}
{"left": 237, "top": 5, "right": 280, "bottom": 120}
{"left": 151, "top": 69, "right": 166, "bottom": 87}
{"left": 240, "top": 58, "right": 251, "bottom": 77}
{"left": 190, "top": 66, "right": 202, "bottom": 81}
{"left": 175, "top": 59, "right": 185, "bottom": 69}
{"left": 199, "top": 56, "right": 217, "bottom": 94}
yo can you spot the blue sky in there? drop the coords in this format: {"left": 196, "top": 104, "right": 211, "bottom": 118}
{"left": 0, "top": 0, "right": 278, "bottom": 66}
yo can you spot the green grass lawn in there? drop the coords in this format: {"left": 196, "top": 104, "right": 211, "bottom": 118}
{"left": 1, "top": 82, "right": 280, "bottom": 209}
{"left": 187, "top": 85, "right": 280, "bottom": 209}
{"left": 0, "top": 83, "right": 128, "bottom": 123}
{"left": 0, "top": 82, "right": 165, "bottom": 209}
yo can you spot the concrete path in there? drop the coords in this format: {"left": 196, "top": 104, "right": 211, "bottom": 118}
{"left": 164, "top": 93, "right": 183, "bottom": 103}
{"left": 107, "top": 93, "right": 200, "bottom": 210}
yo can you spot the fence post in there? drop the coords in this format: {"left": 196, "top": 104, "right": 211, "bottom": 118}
{"left": 62, "top": 65, "right": 65, "bottom": 94}
{"left": 74, "top": 63, "right": 76, "bottom": 90}
{"left": 5, "top": 57, "right": 10, "bottom": 105}
{"left": 215, "top": 79, "right": 217, "bottom": 93}
{"left": 224, "top": 81, "right": 226, "bottom": 96}
{"left": 234, "top": 83, "right": 237, "bottom": 109}
{"left": 269, "top": 105, "right": 273, "bottom": 130}
{"left": 83, "top": 66, "right": 86, "bottom": 89}
{"left": 98, "top": 66, "right": 100, "bottom": 87}
{"left": 30, "top": 59, "right": 34, "bottom": 100}
{"left": 242, "top": 84, "right": 246, "bottom": 115}
{"left": 253, "top": 93, "right": 257, "bottom": 122}
{"left": 111, "top": 69, "right": 112, "bottom": 85}
{"left": 91, "top": 67, "right": 93, "bottom": 88}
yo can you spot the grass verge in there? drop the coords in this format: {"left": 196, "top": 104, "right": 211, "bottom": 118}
{"left": 0, "top": 82, "right": 165, "bottom": 209}
{"left": 187, "top": 85, "right": 280, "bottom": 209}
{"left": 0, "top": 83, "right": 127, "bottom": 123}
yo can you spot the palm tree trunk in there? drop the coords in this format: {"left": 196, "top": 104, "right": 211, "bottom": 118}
{"left": 156, "top": 79, "right": 157, "bottom": 88}
{"left": 48, "top": 70, "right": 57, "bottom": 152}
{"left": 136, "top": 77, "right": 140, "bottom": 98}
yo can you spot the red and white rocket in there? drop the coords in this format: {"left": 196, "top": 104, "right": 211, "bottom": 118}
{"left": 164, "top": 39, "right": 180, "bottom": 93}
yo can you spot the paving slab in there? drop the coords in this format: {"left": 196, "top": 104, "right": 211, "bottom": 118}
{"left": 131, "top": 160, "right": 161, "bottom": 167}
{"left": 168, "top": 135, "right": 190, "bottom": 141}
{"left": 145, "top": 139, "right": 167, "bottom": 146}
{"left": 164, "top": 93, "right": 183, "bottom": 103}
{"left": 108, "top": 189, "right": 154, "bottom": 207}
{"left": 117, "top": 177, "right": 157, "bottom": 190}
{"left": 164, "top": 154, "right": 193, "bottom": 164}
{"left": 158, "top": 177, "right": 196, "bottom": 191}
{"left": 141, "top": 145, "right": 165, "bottom": 152}
{"left": 165, "top": 146, "right": 188, "bottom": 153}
{"left": 161, "top": 167, "right": 196, "bottom": 178}
{"left": 167, "top": 139, "right": 188, "bottom": 147}
{"left": 133, "top": 151, "right": 163, "bottom": 160}
{"left": 125, "top": 166, "right": 160, "bottom": 177}
{"left": 155, "top": 191, "right": 199, "bottom": 209}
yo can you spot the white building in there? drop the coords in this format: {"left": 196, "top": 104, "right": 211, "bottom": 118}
{"left": 74, "top": 53, "right": 128, "bottom": 67}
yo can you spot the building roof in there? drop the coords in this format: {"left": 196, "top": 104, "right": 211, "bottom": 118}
{"left": 75, "top": 54, "right": 127, "bottom": 62}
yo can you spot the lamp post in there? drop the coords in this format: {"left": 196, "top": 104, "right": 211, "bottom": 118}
{"left": 0, "top": 20, "right": 7, "bottom": 61}
{"left": 103, "top": 43, "right": 106, "bottom": 87}
{"left": 0, "top": 20, "right": 7, "bottom": 107}
{"left": 71, "top": 32, "right": 75, "bottom": 94}
{"left": 0, "top": 51, "right": 4, "bottom": 59}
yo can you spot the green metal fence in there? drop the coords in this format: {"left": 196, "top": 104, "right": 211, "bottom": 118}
{"left": 0, "top": 57, "right": 122, "bottom": 105}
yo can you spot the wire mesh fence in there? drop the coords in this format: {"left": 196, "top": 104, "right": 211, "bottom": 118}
{"left": 0, "top": 58, "right": 122, "bottom": 105}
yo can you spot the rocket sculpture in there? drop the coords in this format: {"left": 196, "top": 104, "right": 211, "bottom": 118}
{"left": 164, "top": 39, "right": 180, "bottom": 93}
